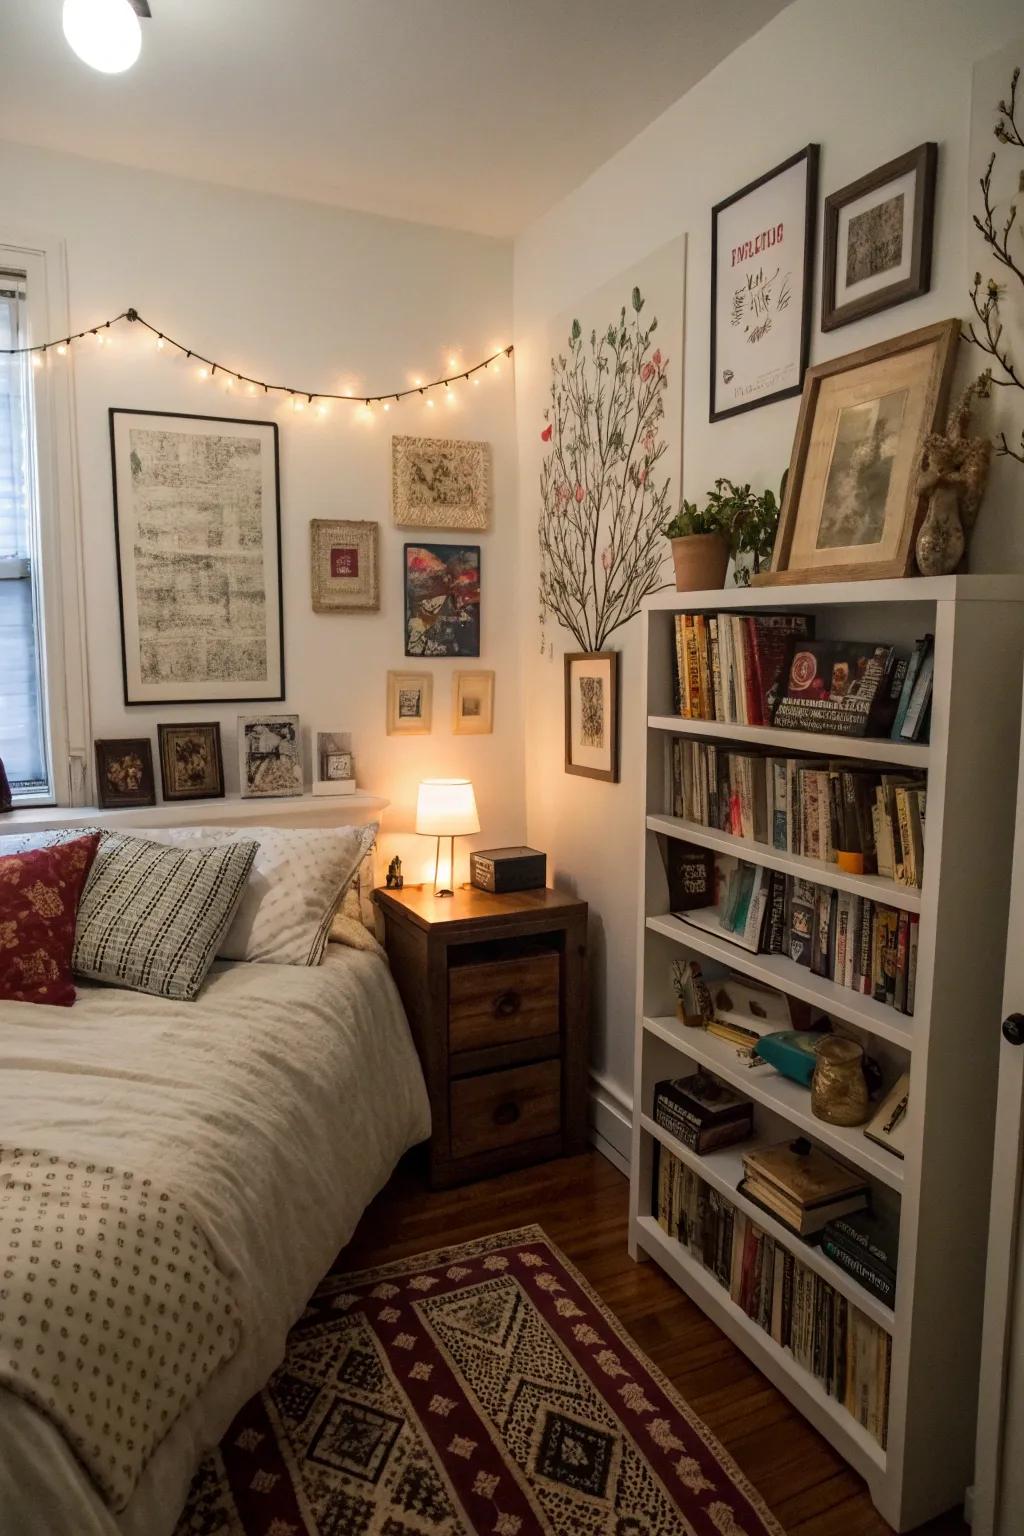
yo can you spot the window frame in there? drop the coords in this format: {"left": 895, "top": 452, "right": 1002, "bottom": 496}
{"left": 0, "top": 228, "right": 90, "bottom": 807}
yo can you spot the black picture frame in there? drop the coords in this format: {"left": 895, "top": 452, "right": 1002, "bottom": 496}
{"left": 109, "top": 408, "right": 284, "bottom": 706}
{"left": 94, "top": 737, "right": 156, "bottom": 809}
{"left": 156, "top": 721, "right": 226, "bottom": 802}
{"left": 710, "top": 144, "right": 819, "bottom": 423}
{"left": 821, "top": 142, "right": 937, "bottom": 332}
{"left": 403, "top": 542, "right": 481, "bottom": 658}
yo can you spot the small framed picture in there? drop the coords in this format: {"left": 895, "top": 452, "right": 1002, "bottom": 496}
{"left": 310, "top": 519, "right": 380, "bottom": 612}
{"left": 325, "top": 751, "right": 354, "bottom": 781}
{"left": 94, "top": 738, "right": 156, "bottom": 809}
{"left": 392, "top": 434, "right": 492, "bottom": 530}
{"left": 238, "top": 714, "right": 303, "bottom": 797}
{"left": 564, "top": 652, "right": 619, "bottom": 782}
{"left": 157, "top": 722, "right": 225, "bottom": 802}
{"left": 822, "top": 143, "right": 937, "bottom": 332}
{"left": 387, "top": 671, "right": 432, "bottom": 736}
{"left": 452, "top": 670, "right": 494, "bottom": 735}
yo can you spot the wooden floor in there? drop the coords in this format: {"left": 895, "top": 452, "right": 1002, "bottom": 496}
{"left": 341, "top": 1149, "right": 969, "bottom": 1536}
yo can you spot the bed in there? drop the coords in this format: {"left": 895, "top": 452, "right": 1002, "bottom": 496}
{"left": 0, "top": 940, "right": 431, "bottom": 1535}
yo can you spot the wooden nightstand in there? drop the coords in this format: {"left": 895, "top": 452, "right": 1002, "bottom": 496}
{"left": 374, "top": 883, "right": 589, "bottom": 1188}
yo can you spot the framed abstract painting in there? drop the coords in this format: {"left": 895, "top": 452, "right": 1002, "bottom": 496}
{"left": 564, "top": 652, "right": 619, "bottom": 782}
{"left": 404, "top": 543, "right": 481, "bottom": 658}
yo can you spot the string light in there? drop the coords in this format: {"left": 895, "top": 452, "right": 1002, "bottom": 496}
{"left": 0, "top": 307, "right": 514, "bottom": 409}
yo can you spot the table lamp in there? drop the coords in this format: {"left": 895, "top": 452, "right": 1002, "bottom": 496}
{"left": 416, "top": 778, "right": 479, "bottom": 897}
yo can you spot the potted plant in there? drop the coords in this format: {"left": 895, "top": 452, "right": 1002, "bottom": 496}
{"left": 663, "top": 477, "right": 784, "bottom": 592}
{"left": 662, "top": 498, "right": 730, "bottom": 592}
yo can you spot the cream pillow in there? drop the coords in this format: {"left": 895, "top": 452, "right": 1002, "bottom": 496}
{"left": 145, "top": 822, "right": 377, "bottom": 966}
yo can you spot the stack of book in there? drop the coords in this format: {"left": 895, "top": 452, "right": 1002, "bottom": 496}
{"left": 652, "top": 1072, "right": 753, "bottom": 1154}
{"left": 673, "top": 611, "right": 813, "bottom": 725}
{"left": 653, "top": 1142, "right": 891, "bottom": 1446}
{"left": 669, "top": 741, "right": 927, "bottom": 888}
{"left": 821, "top": 1209, "right": 899, "bottom": 1309}
{"left": 738, "top": 1137, "right": 869, "bottom": 1237}
{"left": 676, "top": 851, "right": 920, "bottom": 1013}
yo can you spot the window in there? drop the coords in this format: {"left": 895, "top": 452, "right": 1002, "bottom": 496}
{"left": 0, "top": 271, "right": 50, "bottom": 799}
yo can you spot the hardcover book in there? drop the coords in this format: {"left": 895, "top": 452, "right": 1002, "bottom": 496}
{"left": 773, "top": 642, "right": 902, "bottom": 737}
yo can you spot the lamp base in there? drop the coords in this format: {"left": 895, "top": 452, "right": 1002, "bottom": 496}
{"left": 433, "top": 834, "right": 456, "bottom": 898}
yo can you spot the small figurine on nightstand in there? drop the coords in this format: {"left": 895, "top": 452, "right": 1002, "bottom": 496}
{"left": 385, "top": 855, "right": 404, "bottom": 890}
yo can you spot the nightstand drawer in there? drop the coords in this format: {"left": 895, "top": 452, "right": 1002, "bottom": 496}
{"left": 449, "top": 1060, "right": 561, "bottom": 1159}
{"left": 448, "top": 953, "right": 559, "bottom": 1054}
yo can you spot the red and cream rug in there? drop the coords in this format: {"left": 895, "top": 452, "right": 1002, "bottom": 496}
{"left": 177, "top": 1225, "right": 782, "bottom": 1535}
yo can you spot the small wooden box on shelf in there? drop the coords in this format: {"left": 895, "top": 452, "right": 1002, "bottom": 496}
{"left": 374, "top": 883, "right": 588, "bottom": 1189}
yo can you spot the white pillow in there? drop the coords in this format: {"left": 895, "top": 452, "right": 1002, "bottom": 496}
{"left": 144, "top": 822, "right": 377, "bottom": 966}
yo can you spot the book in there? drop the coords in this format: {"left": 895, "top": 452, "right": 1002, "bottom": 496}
{"left": 742, "top": 1137, "right": 868, "bottom": 1209}
{"left": 900, "top": 645, "right": 935, "bottom": 741}
{"left": 891, "top": 635, "right": 932, "bottom": 739}
{"left": 653, "top": 1073, "right": 753, "bottom": 1154}
{"left": 773, "top": 641, "right": 903, "bottom": 737}
{"left": 864, "top": 1073, "right": 910, "bottom": 1159}
{"left": 739, "top": 1176, "right": 869, "bottom": 1237}
{"left": 824, "top": 1208, "right": 899, "bottom": 1277}
{"left": 666, "top": 841, "right": 715, "bottom": 913}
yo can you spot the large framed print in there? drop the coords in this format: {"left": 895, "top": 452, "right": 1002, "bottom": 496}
{"left": 110, "top": 409, "right": 284, "bottom": 705}
{"left": 710, "top": 145, "right": 819, "bottom": 422}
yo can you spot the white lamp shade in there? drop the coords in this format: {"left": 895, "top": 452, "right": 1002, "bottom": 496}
{"left": 415, "top": 778, "right": 479, "bottom": 837}
{"left": 63, "top": 0, "right": 142, "bottom": 73}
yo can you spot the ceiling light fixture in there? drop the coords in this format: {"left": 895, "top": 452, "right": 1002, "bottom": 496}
{"left": 62, "top": 0, "right": 148, "bottom": 75}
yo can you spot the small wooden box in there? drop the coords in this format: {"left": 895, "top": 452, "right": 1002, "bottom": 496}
{"left": 470, "top": 846, "right": 546, "bottom": 893}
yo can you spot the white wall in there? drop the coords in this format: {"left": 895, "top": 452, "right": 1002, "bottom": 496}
{"left": 0, "top": 140, "right": 522, "bottom": 880}
{"left": 513, "top": 0, "right": 1024, "bottom": 1142}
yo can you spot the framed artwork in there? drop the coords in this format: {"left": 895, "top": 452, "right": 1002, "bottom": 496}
{"left": 94, "top": 738, "right": 155, "bottom": 809}
{"left": 391, "top": 435, "right": 491, "bottom": 530}
{"left": 404, "top": 543, "right": 481, "bottom": 658}
{"left": 324, "top": 751, "right": 353, "bottom": 780}
{"left": 110, "top": 409, "right": 283, "bottom": 706}
{"left": 310, "top": 518, "right": 380, "bottom": 612}
{"left": 238, "top": 714, "right": 302, "bottom": 798}
{"left": 156, "top": 722, "right": 225, "bottom": 802}
{"left": 754, "top": 318, "right": 959, "bottom": 585}
{"left": 564, "top": 652, "right": 619, "bottom": 783}
{"left": 452, "top": 670, "right": 494, "bottom": 735}
{"left": 822, "top": 144, "right": 937, "bottom": 332}
{"left": 387, "top": 672, "right": 433, "bottom": 736}
{"left": 710, "top": 145, "right": 819, "bottom": 422}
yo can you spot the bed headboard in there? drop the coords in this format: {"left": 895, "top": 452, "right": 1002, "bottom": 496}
{"left": 0, "top": 791, "right": 388, "bottom": 839}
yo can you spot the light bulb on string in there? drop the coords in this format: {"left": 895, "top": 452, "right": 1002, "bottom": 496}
{"left": 56, "top": 343, "right": 68, "bottom": 356}
{"left": 32, "top": 352, "right": 43, "bottom": 369}
{"left": 197, "top": 366, "right": 209, "bottom": 380}
{"left": 155, "top": 336, "right": 165, "bottom": 350}
{"left": 426, "top": 397, "right": 435, "bottom": 409}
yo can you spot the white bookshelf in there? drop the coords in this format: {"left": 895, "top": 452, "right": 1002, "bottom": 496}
{"left": 628, "top": 575, "right": 1024, "bottom": 1531}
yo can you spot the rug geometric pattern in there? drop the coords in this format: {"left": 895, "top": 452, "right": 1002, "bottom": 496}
{"left": 175, "top": 1224, "right": 783, "bottom": 1535}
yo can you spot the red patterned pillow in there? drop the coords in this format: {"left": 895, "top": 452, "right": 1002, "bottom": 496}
{"left": 0, "top": 834, "right": 101, "bottom": 1006}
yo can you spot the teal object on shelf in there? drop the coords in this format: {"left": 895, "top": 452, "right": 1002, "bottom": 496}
{"left": 753, "top": 1030, "right": 827, "bottom": 1087}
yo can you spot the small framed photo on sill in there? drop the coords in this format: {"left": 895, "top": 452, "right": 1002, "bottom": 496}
{"left": 94, "top": 738, "right": 156, "bottom": 809}
{"left": 324, "top": 751, "right": 354, "bottom": 781}
{"left": 157, "top": 722, "right": 225, "bottom": 802}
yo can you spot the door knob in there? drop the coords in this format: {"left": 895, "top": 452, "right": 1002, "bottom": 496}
{"left": 1002, "top": 1013, "right": 1024, "bottom": 1045}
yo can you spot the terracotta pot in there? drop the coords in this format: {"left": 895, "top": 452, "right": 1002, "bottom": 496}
{"left": 670, "top": 533, "right": 729, "bottom": 592}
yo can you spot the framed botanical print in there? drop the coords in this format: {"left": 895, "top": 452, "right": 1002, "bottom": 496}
{"left": 94, "top": 738, "right": 155, "bottom": 809}
{"left": 157, "top": 722, "right": 225, "bottom": 802}
{"left": 452, "top": 670, "right": 494, "bottom": 735}
{"left": 238, "top": 714, "right": 302, "bottom": 797}
{"left": 564, "top": 652, "right": 619, "bottom": 782}
{"left": 822, "top": 143, "right": 937, "bottom": 331}
{"left": 387, "top": 671, "right": 433, "bottom": 736}
{"left": 754, "top": 318, "right": 959, "bottom": 585}
{"left": 310, "top": 519, "right": 380, "bottom": 612}
{"left": 110, "top": 409, "right": 283, "bottom": 705}
{"left": 710, "top": 145, "right": 819, "bottom": 422}
{"left": 404, "top": 544, "right": 481, "bottom": 658}
{"left": 391, "top": 435, "right": 491, "bottom": 530}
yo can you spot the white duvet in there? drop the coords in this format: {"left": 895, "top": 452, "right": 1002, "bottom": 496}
{"left": 0, "top": 946, "right": 431, "bottom": 1536}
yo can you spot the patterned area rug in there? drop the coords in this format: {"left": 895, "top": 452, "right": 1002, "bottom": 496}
{"left": 177, "top": 1225, "right": 782, "bottom": 1535}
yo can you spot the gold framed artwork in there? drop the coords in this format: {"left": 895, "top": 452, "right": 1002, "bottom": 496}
{"left": 754, "top": 318, "right": 959, "bottom": 586}
{"left": 452, "top": 670, "right": 494, "bottom": 735}
{"left": 386, "top": 671, "right": 433, "bottom": 735}
{"left": 391, "top": 435, "right": 492, "bottom": 531}
{"left": 310, "top": 519, "right": 379, "bottom": 612}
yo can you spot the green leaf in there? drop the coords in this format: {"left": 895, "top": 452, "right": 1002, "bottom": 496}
{"left": 571, "top": 318, "right": 581, "bottom": 341}
{"left": 632, "top": 287, "right": 644, "bottom": 313}
{"left": 649, "top": 317, "right": 657, "bottom": 331}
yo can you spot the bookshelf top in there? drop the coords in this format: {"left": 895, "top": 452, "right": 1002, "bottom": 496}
{"left": 643, "top": 574, "right": 1024, "bottom": 613}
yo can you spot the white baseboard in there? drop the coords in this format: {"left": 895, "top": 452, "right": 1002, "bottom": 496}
{"left": 588, "top": 1072, "right": 632, "bottom": 1176}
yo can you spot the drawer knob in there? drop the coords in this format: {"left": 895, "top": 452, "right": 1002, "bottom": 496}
{"left": 493, "top": 1100, "right": 521, "bottom": 1126}
{"left": 493, "top": 990, "right": 522, "bottom": 1020}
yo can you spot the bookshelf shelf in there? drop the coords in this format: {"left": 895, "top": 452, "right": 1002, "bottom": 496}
{"left": 647, "top": 813, "right": 923, "bottom": 913}
{"left": 635, "top": 1215, "right": 888, "bottom": 1484}
{"left": 638, "top": 1115, "right": 896, "bottom": 1331}
{"left": 648, "top": 714, "right": 930, "bottom": 769}
{"left": 645, "top": 912, "right": 915, "bottom": 1051}
{"left": 630, "top": 579, "right": 1024, "bottom": 1529}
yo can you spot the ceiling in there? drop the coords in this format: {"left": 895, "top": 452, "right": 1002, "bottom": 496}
{"left": 0, "top": 0, "right": 790, "bottom": 238}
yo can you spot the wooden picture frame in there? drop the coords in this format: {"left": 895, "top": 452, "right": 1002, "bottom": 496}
{"left": 387, "top": 671, "right": 433, "bottom": 736}
{"left": 110, "top": 409, "right": 283, "bottom": 706}
{"left": 822, "top": 143, "right": 937, "bottom": 332}
{"left": 754, "top": 318, "right": 959, "bottom": 586}
{"left": 94, "top": 738, "right": 156, "bottom": 809}
{"left": 710, "top": 145, "right": 819, "bottom": 422}
{"left": 452, "top": 670, "right": 494, "bottom": 735}
{"left": 156, "top": 722, "right": 225, "bottom": 802}
{"left": 564, "top": 652, "right": 619, "bottom": 782}
{"left": 310, "top": 518, "right": 380, "bottom": 612}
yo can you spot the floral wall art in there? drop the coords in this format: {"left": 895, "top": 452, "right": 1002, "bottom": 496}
{"left": 537, "top": 240, "right": 685, "bottom": 655}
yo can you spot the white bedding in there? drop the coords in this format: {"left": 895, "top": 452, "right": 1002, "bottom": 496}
{"left": 0, "top": 946, "right": 430, "bottom": 1536}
